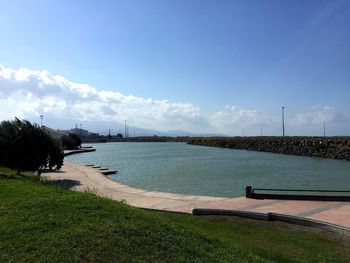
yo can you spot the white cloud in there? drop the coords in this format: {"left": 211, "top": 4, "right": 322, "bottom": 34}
{"left": 292, "top": 105, "right": 348, "bottom": 125}
{"left": 209, "top": 105, "right": 273, "bottom": 134}
{"left": 0, "top": 65, "right": 203, "bottom": 131}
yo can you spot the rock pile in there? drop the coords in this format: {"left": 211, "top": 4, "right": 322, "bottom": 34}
{"left": 188, "top": 137, "right": 350, "bottom": 161}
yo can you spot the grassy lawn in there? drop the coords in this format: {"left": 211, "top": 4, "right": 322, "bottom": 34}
{"left": 1, "top": 167, "right": 349, "bottom": 262}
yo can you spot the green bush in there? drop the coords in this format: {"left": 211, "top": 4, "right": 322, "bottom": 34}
{"left": 47, "top": 137, "right": 64, "bottom": 170}
{"left": 61, "top": 133, "right": 81, "bottom": 150}
{"left": 0, "top": 118, "right": 64, "bottom": 173}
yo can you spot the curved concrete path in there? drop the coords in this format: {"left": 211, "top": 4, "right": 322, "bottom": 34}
{"left": 43, "top": 162, "right": 350, "bottom": 230}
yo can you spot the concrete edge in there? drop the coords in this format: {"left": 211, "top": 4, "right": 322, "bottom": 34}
{"left": 64, "top": 148, "right": 96, "bottom": 156}
{"left": 270, "top": 213, "right": 350, "bottom": 236}
{"left": 140, "top": 207, "right": 191, "bottom": 215}
{"left": 193, "top": 208, "right": 271, "bottom": 221}
{"left": 192, "top": 208, "right": 350, "bottom": 236}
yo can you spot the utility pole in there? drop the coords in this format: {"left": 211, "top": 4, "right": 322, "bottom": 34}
{"left": 323, "top": 121, "right": 326, "bottom": 138}
{"left": 80, "top": 124, "right": 82, "bottom": 138}
{"left": 282, "top": 106, "right": 285, "bottom": 137}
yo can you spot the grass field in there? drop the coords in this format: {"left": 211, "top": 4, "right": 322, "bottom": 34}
{"left": 1, "top": 167, "right": 349, "bottom": 262}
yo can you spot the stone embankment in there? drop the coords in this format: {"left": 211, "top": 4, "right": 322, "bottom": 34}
{"left": 188, "top": 137, "right": 350, "bottom": 161}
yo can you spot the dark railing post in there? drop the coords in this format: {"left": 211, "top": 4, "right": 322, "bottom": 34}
{"left": 246, "top": 186, "right": 253, "bottom": 198}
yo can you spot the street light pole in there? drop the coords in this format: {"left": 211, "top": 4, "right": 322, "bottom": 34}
{"left": 124, "top": 120, "right": 127, "bottom": 138}
{"left": 40, "top": 115, "right": 44, "bottom": 127}
{"left": 282, "top": 106, "right": 285, "bottom": 137}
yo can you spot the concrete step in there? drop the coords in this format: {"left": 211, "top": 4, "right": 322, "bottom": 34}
{"left": 101, "top": 170, "right": 118, "bottom": 175}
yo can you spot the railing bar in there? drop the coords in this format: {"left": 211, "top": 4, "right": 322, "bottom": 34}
{"left": 246, "top": 186, "right": 350, "bottom": 202}
{"left": 253, "top": 188, "right": 350, "bottom": 193}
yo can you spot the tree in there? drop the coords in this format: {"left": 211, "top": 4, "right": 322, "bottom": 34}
{"left": 0, "top": 118, "right": 64, "bottom": 174}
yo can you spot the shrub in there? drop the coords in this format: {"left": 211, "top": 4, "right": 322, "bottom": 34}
{"left": 61, "top": 133, "right": 81, "bottom": 150}
{"left": 47, "top": 137, "right": 64, "bottom": 170}
{"left": 0, "top": 118, "right": 64, "bottom": 173}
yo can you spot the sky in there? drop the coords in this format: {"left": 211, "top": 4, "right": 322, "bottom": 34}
{"left": 0, "top": 0, "right": 349, "bottom": 136}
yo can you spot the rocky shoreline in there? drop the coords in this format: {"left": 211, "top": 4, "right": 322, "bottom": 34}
{"left": 187, "top": 137, "right": 350, "bottom": 161}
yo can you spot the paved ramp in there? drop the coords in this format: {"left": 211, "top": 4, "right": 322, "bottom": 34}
{"left": 44, "top": 162, "right": 350, "bottom": 230}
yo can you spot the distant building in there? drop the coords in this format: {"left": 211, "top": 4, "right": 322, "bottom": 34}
{"left": 69, "top": 128, "right": 89, "bottom": 137}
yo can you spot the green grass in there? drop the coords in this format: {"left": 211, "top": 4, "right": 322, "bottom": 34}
{"left": 1, "top": 167, "right": 349, "bottom": 262}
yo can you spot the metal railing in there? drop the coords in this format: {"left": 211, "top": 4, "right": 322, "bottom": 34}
{"left": 246, "top": 186, "right": 350, "bottom": 202}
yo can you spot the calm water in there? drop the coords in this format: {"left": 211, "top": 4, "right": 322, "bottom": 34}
{"left": 65, "top": 142, "right": 350, "bottom": 197}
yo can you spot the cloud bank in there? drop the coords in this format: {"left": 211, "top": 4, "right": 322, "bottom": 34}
{"left": 0, "top": 65, "right": 205, "bottom": 131}
{"left": 209, "top": 106, "right": 274, "bottom": 133}
{"left": 0, "top": 65, "right": 348, "bottom": 135}
{"left": 293, "top": 105, "right": 348, "bottom": 125}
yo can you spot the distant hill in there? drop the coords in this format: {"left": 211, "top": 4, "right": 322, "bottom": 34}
{"left": 34, "top": 118, "right": 226, "bottom": 138}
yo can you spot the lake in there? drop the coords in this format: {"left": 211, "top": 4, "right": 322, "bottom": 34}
{"left": 65, "top": 142, "right": 350, "bottom": 197}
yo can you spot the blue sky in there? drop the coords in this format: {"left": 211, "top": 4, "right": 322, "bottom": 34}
{"left": 0, "top": 0, "right": 349, "bottom": 135}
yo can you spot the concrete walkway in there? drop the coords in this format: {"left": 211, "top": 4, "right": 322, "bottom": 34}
{"left": 43, "top": 162, "right": 350, "bottom": 230}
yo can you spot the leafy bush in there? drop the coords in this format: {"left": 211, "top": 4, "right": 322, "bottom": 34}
{"left": 47, "top": 137, "right": 64, "bottom": 170}
{"left": 61, "top": 133, "right": 81, "bottom": 150}
{"left": 0, "top": 118, "right": 64, "bottom": 173}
